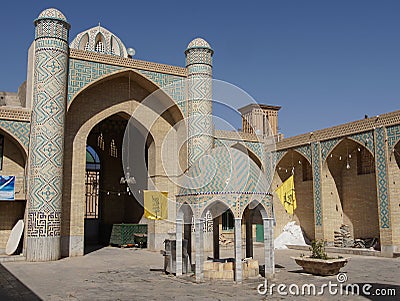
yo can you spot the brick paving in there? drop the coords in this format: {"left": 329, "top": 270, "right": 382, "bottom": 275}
{"left": 0, "top": 246, "right": 399, "bottom": 300}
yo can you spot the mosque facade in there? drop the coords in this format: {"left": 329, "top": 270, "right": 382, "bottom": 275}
{"left": 0, "top": 8, "right": 399, "bottom": 282}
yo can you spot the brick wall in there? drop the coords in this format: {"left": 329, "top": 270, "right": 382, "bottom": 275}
{"left": 0, "top": 135, "right": 27, "bottom": 252}
{"left": 341, "top": 155, "right": 379, "bottom": 239}
{"left": 0, "top": 202, "right": 25, "bottom": 252}
{"left": 388, "top": 151, "right": 400, "bottom": 249}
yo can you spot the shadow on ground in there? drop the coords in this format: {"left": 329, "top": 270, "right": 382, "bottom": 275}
{"left": 0, "top": 263, "right": 41, "bottom": 300}
{"left": 84, "top": 244, "right": 105, "bottom": 255}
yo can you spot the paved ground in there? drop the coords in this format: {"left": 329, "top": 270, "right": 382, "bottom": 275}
{"left": 1, "top": 246, "right": 399, "bottom": 300}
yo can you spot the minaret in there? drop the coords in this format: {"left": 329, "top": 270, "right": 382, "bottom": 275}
{"left": 26, "top": 8, "right": 70, "bottom": 261}
{"left": 185, "top": 38, "right": 214, "bottom": 166}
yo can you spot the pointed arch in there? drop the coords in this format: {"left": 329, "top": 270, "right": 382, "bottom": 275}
{"left": 324, "top": 137, "right": 378, "bottom": 242}
{"left": 67, "top": 69, "right": 184, "bottom": 127}
{"left": 0, "top": 126, "right": 28, "bottom": 158}
{"left": 94, "top": 32, "right": 106, "bottom": 53}
{"left": 231, "top": 142, "right": 263, "bottom": 169}
{"left": 272, "top": 148, "right": 315, "bottom": 241}
{"left": 110, "top": 36, "right": 121, "bottom": 56}
{"left": 79, "top": 33, "right": 89, "bottom": 51}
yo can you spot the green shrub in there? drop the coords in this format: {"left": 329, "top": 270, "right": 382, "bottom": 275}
{"left": 309, "top": 240, "right": 328, "bottom": 260}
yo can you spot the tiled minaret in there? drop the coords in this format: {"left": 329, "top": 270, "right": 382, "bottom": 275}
{"left": 27, "top": 8, "right": 70, "bottom": 261}
{"left": 185, "top": 38, "right": 214, "bottom": 166}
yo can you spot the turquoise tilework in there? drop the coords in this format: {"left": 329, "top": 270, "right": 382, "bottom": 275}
{"left": 28, "top": 27, "right": 69, "bottom": 238}
{"left": 0, "top": 120, "right": 30, "bottom": 150}
{"left": 386, "top": 124, "right": 400, "bottom": 151}
{"left": 294, "top": 144, "right": 312, "bottom": 163}
{"left": 68, "top": 59, "right": 122, "bottom": 103}
{"left": 321, "top": 138, "right": 341, "bottom": 162}
{"left": 178, "top": 148, "right": 267, "bottom": 196}
{"left": 374, "top": 127, "right": 390, "bottom": 228}
{"left": 67, "top": 59, "right": 187, "bottom": 115}
{"left": 273, "top": 150, "right": 287, "bottom": 166}
{"left": 311, "top": 142, "right": 322, "bottom": 226}
{"left": 350, "top": 131, "right": 374, "bottom": 155}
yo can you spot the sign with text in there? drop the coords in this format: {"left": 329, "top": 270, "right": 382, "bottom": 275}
{"left": 144, "top": 190, "right": 168, "bottom": 220}
{"left": 0, "top": 176, "right": 15, "bottom": 200}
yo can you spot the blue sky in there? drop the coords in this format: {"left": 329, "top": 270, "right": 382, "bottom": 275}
{"left": 1, "top": 1, "right": 399, "bottom": 137}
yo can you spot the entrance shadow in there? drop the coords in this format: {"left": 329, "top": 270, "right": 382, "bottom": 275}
{"left": 84, "top": 244, "right": 105, "bottom": 255}
{"left": 0, "top": 263, "right": 41, "bottom": 300}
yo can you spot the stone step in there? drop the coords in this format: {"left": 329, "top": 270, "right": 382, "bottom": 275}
{"left": 0, "top": 254, "right": 26, "bottom": 262}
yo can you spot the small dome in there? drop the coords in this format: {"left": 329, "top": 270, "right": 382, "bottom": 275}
{"left": 186, "top": 37, "right": 212, "bottom": 50}
{"left": 70, "top": 25, "right": 128, "bottom": 57}
{"left": 177, "top": 147, "right": 267, "bottom": 196}
{"left": 37, "top": 8, "right": 67, "bottom": 22}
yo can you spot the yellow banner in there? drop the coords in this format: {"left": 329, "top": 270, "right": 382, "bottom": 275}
{"left": 275, "top": 175, "right": 297, "bottom": 215}
{"left": 144, "top": 190, "right": 168, "bottom": 220}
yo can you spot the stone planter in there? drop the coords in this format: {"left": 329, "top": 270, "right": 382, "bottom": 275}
{"left": 292, "top": 257, "right": 349, "bottom": 276}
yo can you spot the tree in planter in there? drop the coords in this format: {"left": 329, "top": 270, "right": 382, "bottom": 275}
{"left": 310, "top": 240, "right": 328, "bottom": 260}
{"left": 294, "top": 240, "right": 348, "bottom": 276}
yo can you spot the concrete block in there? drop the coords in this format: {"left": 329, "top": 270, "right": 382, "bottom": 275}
{"left": 247, "top": 259, "right": 259, "bottom": 270}
{"left": 223, "top": 262, "right": 233, "bottom": 270}
{"left": 222, "top": 270, "right": 234, "bottom": 280}
{"left": 203, "top": 261, "right": 214, "bottom": 271}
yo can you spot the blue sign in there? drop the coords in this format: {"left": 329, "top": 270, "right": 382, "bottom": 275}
{"left": 0, "top": 176, "right": 15, "bottom": 200}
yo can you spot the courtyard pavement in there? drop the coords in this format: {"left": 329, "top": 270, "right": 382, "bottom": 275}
{"left": 0, "top": 246, "right": 399, "bottom": 300}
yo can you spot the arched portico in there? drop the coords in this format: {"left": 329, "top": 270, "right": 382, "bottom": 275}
{"left": 324, "top": 138, "right": 378, "bottom": 244}
{"left": 272, "top": 149, "right": 315, "bottom": 241}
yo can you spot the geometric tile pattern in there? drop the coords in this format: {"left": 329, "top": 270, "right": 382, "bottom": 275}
{"left": 244, "top": 141, "right": 264, "bottom": 161}
{"left": 67, "top": 59, "right": 187, "bottom": 115}
{"left": 28, "top": 15, "right": 70, "bottom": 239}
{"left": 350, "top": 131, "right": 375, "bottom": 155}
{"left": 214, "top": 138, "right": 264, "bottom": 165}
{"left": 186, "top": 42, "right": 213, "bottom": 166}
{"left": 321, "top": 138, "right": 341, "bottom": 162}
{"left": 177, "top": 148, "right": 267, "bottom": 196}
{"left": 374, "top": 127, "right": 390, "bottom": 229}
{"left": 386, "top": 124, "right": 400, "bottom": 151}
{"left": 138, "top": 70, "right": 186, "bottom": 115}
{"left": 0, "top": 120, "right": 30, "bottom": 150}
{"left": 37, "top": 8, "right": 67, "bottom": 22}
{"left": 176, "top": 148, "right": 272, "bottom": 219}
{"left": 67, "top": 59, "right": 122, "bottom": 103}
{"left": 294, "top": 144, "right": 312, "bottom": 163}
{"left": 272, "top": 150, "right": 287, "bottom": 166}
{"left": 311, "top": 142, "right": 323, "bottom": 226}
{"left": 185, "top": 48, "right": 213, "bottom": 67}
{"left": 264, "top": 150, "right": 273, "bottom": 192}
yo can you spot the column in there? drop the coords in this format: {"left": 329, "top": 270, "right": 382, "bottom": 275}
{"left": 245, "top": 212, "right": 253, "bottom": 258}
{"left": 27, "top": 8, "right": 70, "bottom": 261}
{"left": 374, "top": 127, "right": 394, "bottom": 257}
{"left": 263, "top": 218, "right": 275, "bottom": 278}
{"left": 213, "top": 217, "right": 220, "bottom": 259}
{"left": 185, "top": 38, "right": 213, "bottom": 166}
{"left": 311, "top": 142, "right": 325, "bottom": 240}
{"left": 195, "top": 218, "right": 204, "bottom": 282}
{"left": 176, "top": 218, "right": 183, "bottom": 276}
{"left": 234, "top": 218, "right": 243, "bottom": 283}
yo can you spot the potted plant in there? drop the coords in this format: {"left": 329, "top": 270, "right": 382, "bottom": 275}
{"left": 292, "top": 240, "right": 349, "bottom": 276}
